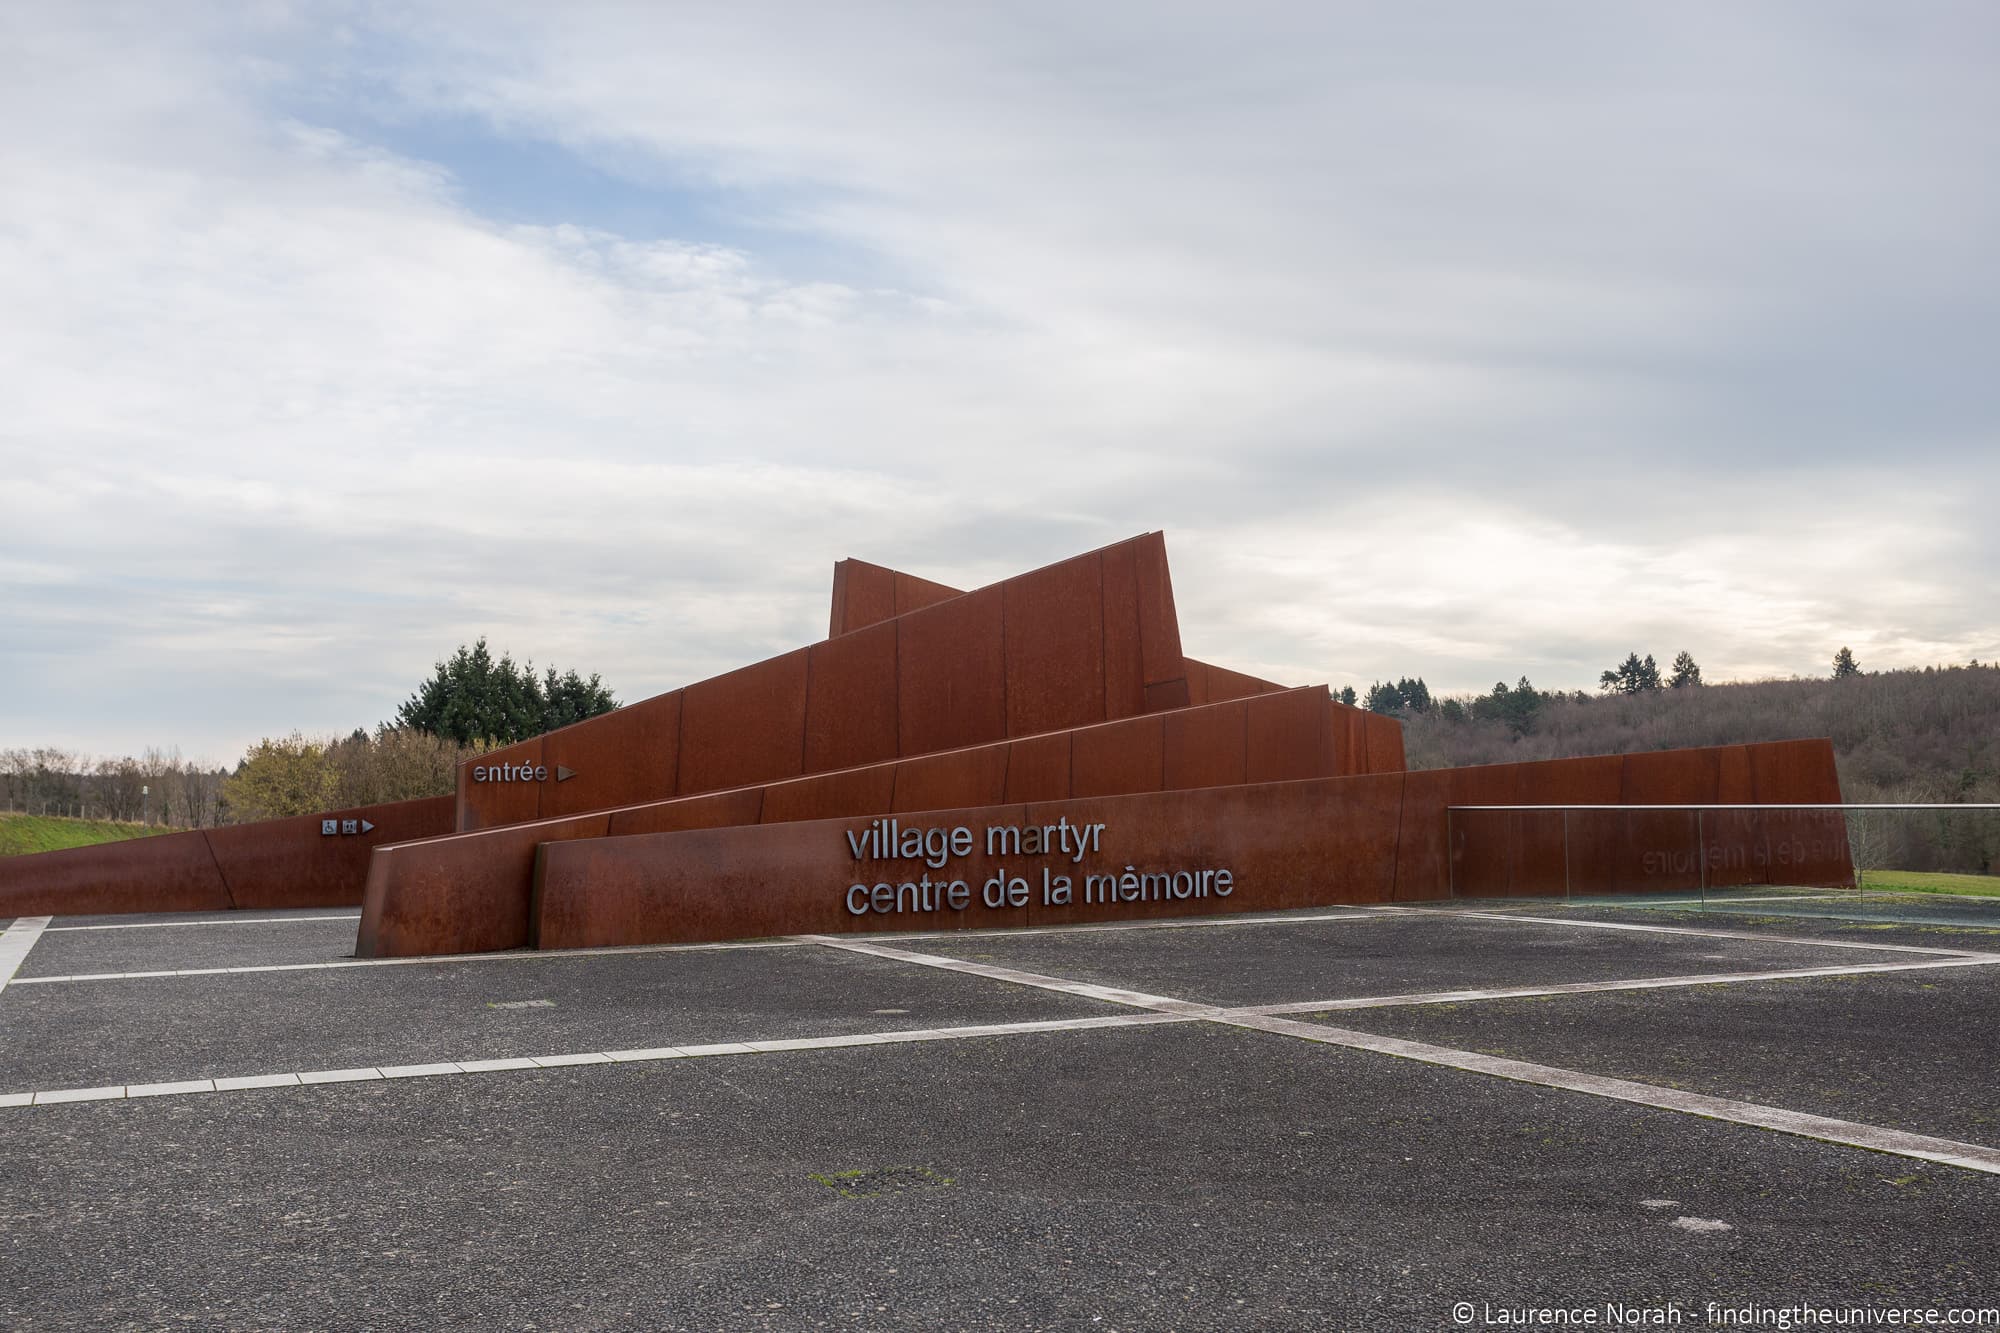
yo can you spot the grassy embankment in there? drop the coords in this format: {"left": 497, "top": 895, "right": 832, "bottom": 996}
{"left": 1859, "top": 869, "right": 2000, "bottom": 898}
{"left": 0, "top": 813, "right": 173, "bottom": 857}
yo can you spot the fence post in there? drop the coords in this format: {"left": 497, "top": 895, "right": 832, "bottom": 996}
{"left": 1697, "top": 809, "right": 1707, "bottom": 907}
{"left": 1447, "top": 807, "right": 1456, "bottom": 901}
{"left": 1856, "top": 808, "right": 1865, "bottom": 903}
{"left": 1562, "top": 809, "right": 1572, "bottom": 903}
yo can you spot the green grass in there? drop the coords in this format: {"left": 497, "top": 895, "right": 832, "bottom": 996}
{"left": 1860, "top": 869, "right": 2000, "bottom": 898}
{"left": 0, "top": 813, "right": 175, "bottom": 857}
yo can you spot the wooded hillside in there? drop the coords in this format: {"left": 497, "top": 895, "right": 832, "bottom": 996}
{"left": 1401, "top": 664, "right": 1998, "bottom": 794}
{"left": 1395, "top": 664, "right": 2000, "bottom": 875}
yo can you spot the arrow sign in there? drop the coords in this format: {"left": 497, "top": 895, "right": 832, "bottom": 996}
{"left": 556, "top": 766, "right": 578, "bottom": 783}
{"left": 360, "top": 820, "right": 374, "bottom": 834}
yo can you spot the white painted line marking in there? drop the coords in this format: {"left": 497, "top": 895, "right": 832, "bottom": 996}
{"left": 816, "top": 934, "right": 2000, "bottom": 1177}
{"left": 786, "top": 1032, "right": 899, "bottom": 1048}
{"left": 59, "top": 946, "right": 1992, "bottom": 1190}
{"left": 1624, "top": 894, "right": 1859, "bottom": 907}
{"left": 129, "top": 1079, "right": 216, "bottom": 1098}
{"left": 0, "top": 1013, "right": 1187, "bottom": 1111}
{"left": 803, "top": 935, "right": 1220, "bottom": 1015}
{"left": 457, "top": 1057, "right": 540, "bottom": 1073}
{"left": 863, "top": 1027, "right": 959, "bottom": 1043}
{"left": 1241, "top": 955, "right": 2000, "bottom": 1016}
{"left": 1471, "top": 894, "right": 1866, "bottom": 911}
{"left": 46, "top": 915, "right": 362, "bottom": 932}
{"left": 865, "top": 909, "right": 1377, "bottom": 944}
{"left": 9, "top": 936, "right": 806, "bottom": 986}
{"left": 214, "top": 1073, "right": 300, "bottom": 1091}
{"left": 1218, "top": 1011, "right": 2000, "bottom": 1176}
{"left": 33, "top": 1086, "right": 125, "bottom": 1105}
{"left": 1362, "top": 905, "right": 1996, "bottom": 959}
{"left": 603, "top": 1047, "right": 689, "bottom": 1063}
{"left": 677, "top": 1042, "right": 757, "bottom": 1057}
{"left": 13, "top": 926, "right": 2000, "bottom": 1181}
{"left": 0, "top": 916, "right": 52, "bottom": 993}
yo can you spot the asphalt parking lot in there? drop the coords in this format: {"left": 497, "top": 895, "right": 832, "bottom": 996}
{"left": 3, "top": 899, "right": 1999, "bottom": 1331}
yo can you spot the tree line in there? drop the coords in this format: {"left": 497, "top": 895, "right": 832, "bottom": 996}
{"left": 0, "top": 748, "right": 227, "bottom": 826}
{"left": 3, "top": 639, "right": 620, "bottom": 828}
{"left": 1368, "top": 660, "right": 2000, "bottom": 875}
{"left": 219, "top": 639, "right": 621, "bottom": 820}
{"left": 0, "top": 731, "right": 495, "bottom": 828}
{"left": 1362, "top": 647, "right": 1867, "bottom": 738}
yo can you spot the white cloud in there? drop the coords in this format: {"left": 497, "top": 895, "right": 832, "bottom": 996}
{"left": 1, "top": 2, "right": 1996, "bottom": 756}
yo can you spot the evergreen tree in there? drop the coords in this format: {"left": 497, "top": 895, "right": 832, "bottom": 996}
{"left": 396, "top": 638, "right": 618, "bottom": 745}
{"left": 1364, "top": 677, "right": 1434, "bottom": 715}
{"left": 1336, "top": 685, "right": 1358, "bottom": 707}
{"left": 1833, "top": 646, "right": 1861, "bottom": 679}
{"left": 1471, "top": 676, "right": 1546, "bottom": 737}
{"left": 1599, "top": 651, "right": 1664, "bottom": 695}
{"left": 1669, "top": 651, "right": 1703, "bottom": 688}
{"left": 540, "top": 666, "right": 620, "bottom": 731}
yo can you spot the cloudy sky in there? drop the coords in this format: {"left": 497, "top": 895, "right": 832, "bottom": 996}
{"left": 3, "top": 3, "right": 1996, "bottom": 761}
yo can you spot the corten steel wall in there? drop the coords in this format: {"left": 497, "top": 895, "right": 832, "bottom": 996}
{"left": 360, "top": 687, "right": 1351, "bottom": 957}
{"left": 0, "top": 795, "right": 454, "bottom": 918}
{"left": 534, "top": 773, "right": 1413, "bottom": 948}
{"left": 0, "top": 532, "right": 1393, "bottom": 921}
{"left": 456, "top": 532, "right": 1196, "bottom": 833}
{"left": 823, "top": 555, "right": 1401, "bottom": 777}
{"left": 1182, "top": 659, "right": 1284, "bottom": 706}
{"left": 1404, "top": 738, "right": 1852, "bottom": 902}
{"left": 1362, "top": 711, "right": 1407, "bottom": 774}
{"left": 0, "top": 830, "right": 231, "bottom": 916}
{"left": 827, "top": 558, "right": 961, "bottom": 638}
{"left": 364, "top": 733, "right": 1844, "bottom": 956}
{"left": 527, "top": 737, "right": 1848, "bottom": 949}
{"left": 825, "top": 557, "right": 1302, "bottom": 714}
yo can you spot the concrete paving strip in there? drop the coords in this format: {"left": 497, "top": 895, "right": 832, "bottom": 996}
{"left": 8, "top": 936, "right": 805, "bottom": 985}
{"left": 0, "top": 916, "right": 52, "bottom": 994}
{"left": 812, "top": 934, "right": 2000, "bottom": 1177}
{"left": 864, "top": 909, "right": 1378, "bottom": 944}
{"left": 1360, "top": 904, "right": 1999, "bottom": 958}
{"left": 13, "top": 953, "right": 1973, "bottom": 1106}
{"left": 15, "top": 924, "right": 2000, "bottom": 1176}
{"left": 9, "top": 950, "right": 2000, "bottom": 1178}
{"left": 812, "top": 935, "right": 2000, "bottom": 1015}
{"left": 1470, "top": 893, "right": 1864, "bottom": 911}
{"left": 45, "top": 915, "right": 363, "bottom": 932}
{"left": 13, "top": 910, "right": 1379, "bottom": 985}
{"left": 1236, "top": 954, "right": 2000, "bottom": 1015}
{"left": 1609, "top": 893, "right": 1862, "bottom": 907}
{"left": 803, "top": 935, "right": 1227, "bottom": 1015}
{"left": 0, "top": 1011, "right": 1193, "bottom": 1109}
{"left": 1217, "top": 1011, "right": 2000, "bottom": 1176}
